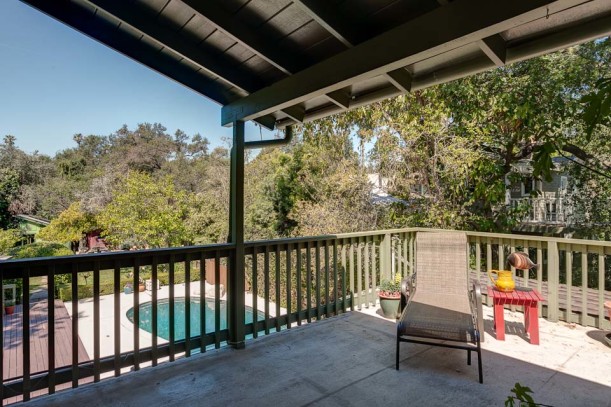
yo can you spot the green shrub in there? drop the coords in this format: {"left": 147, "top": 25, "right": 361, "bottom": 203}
{"left": 0, "top": 229, "right": 21, "bottom": 254}
{"left": 7, "top": 242, "right": 73, "bottom": 259}
{"left": 55, "top": 268, "right": 202, "bottom": 301}
{"left": 57, "top": 281, "right": 130, "bottom": 302}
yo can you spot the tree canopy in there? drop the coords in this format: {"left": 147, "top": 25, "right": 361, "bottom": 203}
{"left": 98, "top": 172, "right": 192, "bottom": 248}
{"left": 1, "top": 39, "right": 609, "bottom": 255}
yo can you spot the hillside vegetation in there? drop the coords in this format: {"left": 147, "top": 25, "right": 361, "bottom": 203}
{"left": 0, "top": 40, "right": 609, "bottom": 252}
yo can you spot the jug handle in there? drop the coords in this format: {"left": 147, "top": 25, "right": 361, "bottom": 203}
{"left": 488, "top": 269, "right": 497, "bottom": 286}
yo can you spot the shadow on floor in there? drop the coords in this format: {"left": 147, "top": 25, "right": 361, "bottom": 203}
{"left": 19, "top": 311, "right": 611, "bottom": 407}
{"left": 586, "top": 329, "right": 611, "bottom": 347}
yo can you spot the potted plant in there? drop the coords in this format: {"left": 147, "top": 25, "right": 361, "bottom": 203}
{"left": 4, "top": 290, "right": 15, "bottom": 315}
{"left": 124, "top": 282, "right": 133, "bottom": 295}
{"left": 379, "top": 274, "right": 402, "bottom": 319}
{"left": 138, "top": 278, "right": 145, "bottom": 292}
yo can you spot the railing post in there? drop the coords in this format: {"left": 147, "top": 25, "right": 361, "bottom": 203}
{"left": 228, "top": 120, "right": 246, "bottom": 349}
{"left": 547, "top": 240, "right": 560, "bottom": 322}
{"left": 380, "top": 233, "right": 391, "bottom": 283}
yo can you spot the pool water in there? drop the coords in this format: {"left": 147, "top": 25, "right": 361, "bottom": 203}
{"left": 126, "top": 298, "right": 262, "bottom": 341}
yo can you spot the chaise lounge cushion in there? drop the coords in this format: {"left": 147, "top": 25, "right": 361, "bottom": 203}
{"left": 397, "top": 291, "right": 476, "bottom": 343}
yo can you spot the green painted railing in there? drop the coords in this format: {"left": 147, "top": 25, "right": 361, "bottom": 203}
{"left": 0, "top": 227, "right": 609, "bottom": 404}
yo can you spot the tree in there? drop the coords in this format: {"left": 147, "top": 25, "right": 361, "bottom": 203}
{"left": 0, "top": 168, "right": 19, "bottom": 228}
{"left": 304, "top": 40, "right": 611, "bottom": 233}
{"left": 0, "top": 229, "right": 21, "bottom": 254}
{"left": 186, "top": 193, "right": 227, "bottom": 244}
{"left": 582, "top": 76, "right": 611, "bottom": 137}
{"left": 37, "top": 201, "right": 98, "bottom": 245}
{"left": 7, "top": 242, "right": 73, "bottom": 259}
{"left": 187, "top": 134, "right": 210, "bottom": 158}
{"left": 106, "top": 123, "right": 175, "bottom": 173}
{"left": 244, "top": 126, "right": 377, "bottom": 237}
{"left": 98, "top": 172, "right": 193, "bottom": 248}
{"left": 347, "top": 90, "right": 489, "bottom": 230}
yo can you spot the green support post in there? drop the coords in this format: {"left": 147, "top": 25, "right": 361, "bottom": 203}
{"left": 228, "top": 120, "right": 246, "bottom": 349}
{"left": 226, "top": 123, "right": 291, "bottom": 349}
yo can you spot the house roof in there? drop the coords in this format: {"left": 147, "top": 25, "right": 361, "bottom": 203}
{"left": 20, "top": 0, "right": 611, "bottom": 130}
{"left": 15, "top": 214, "right": 51, "bottom": 226}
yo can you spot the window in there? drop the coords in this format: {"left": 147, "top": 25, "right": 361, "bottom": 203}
{"left": 522, "top": 177, "right": 534, "bottom": 196}
{"left": 560, "top": 176, "right": 568, "bottom": 194}
{"left": 547, "top": 202, "right": 557, "bottom": 222}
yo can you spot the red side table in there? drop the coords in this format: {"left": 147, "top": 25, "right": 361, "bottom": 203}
{"left": 487, "top": 286, "right": 545, "bottom": 345}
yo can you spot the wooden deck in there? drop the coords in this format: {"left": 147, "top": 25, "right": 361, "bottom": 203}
{"left": 3, "top": 300, "right": 89, "bottom": 380}
{"left": 2, "top": 300, "right": 90, "bottom": 404}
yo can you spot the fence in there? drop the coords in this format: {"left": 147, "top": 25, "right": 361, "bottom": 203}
{"left": 0, "top": 228, "right": 609, "bottom": 404}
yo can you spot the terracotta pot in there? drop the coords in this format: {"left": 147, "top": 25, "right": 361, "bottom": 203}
{"left": 4, "top": 306, "right": 15, "bottom": 315}
{"left": 604, "top": 301, "right": 611, "bottom": 320}
{"left": 138, "top": 284, "right": 145, "bottom": 292}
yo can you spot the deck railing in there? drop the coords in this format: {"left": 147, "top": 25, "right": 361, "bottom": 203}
{"left": 509, "top": 197, "right": 570, "bottom": 224}
{"left": 389, "top": 229, "right": 611, "bottom": 328}
{"left": 1, "top": 228, "right": 610, "bottom": 403}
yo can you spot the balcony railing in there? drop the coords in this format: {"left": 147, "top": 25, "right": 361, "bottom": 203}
{"left": 0, "top": 228, "right": 609, "bottom": 404}
{"left": 509, "top": 197, "right": 570, "bottom": 224}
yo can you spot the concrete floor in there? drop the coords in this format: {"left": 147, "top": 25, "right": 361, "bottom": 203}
{"left": 23, "top": 306, "right": 611, "bottom": 407}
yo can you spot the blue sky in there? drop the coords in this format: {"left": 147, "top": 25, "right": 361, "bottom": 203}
{"left": 0, "top": 0, "right": 253, "bottom": 156}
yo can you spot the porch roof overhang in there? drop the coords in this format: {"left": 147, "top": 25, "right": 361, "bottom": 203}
{"left": 20, "top": 0, "right": 611, "bottom": 130}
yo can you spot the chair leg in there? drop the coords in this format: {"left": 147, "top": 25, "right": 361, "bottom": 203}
{"left": 396, "top": 335, "right": 400, "bottom": 370}
{"left": 467, "top": 350, "right": 471, "bottom": 365}
{"left": 477, "top": 341, "right": 483, "bottom": 384}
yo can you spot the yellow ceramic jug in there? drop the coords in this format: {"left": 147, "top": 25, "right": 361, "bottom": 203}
{"left": 488, "top": 270, "right": 515, "bottom": 292}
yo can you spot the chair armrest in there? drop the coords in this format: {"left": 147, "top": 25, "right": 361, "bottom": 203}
{"left": 401, "top": 273, "right": 416, "bottom": 298}
{"left": 470, "top": 280, "right": 484, "bottom": 342}
{"left": 410, "top": 273, "right": 417, "bottom": 294}
{"left": 400, "top": 277, "right": 410, "bottom": 299}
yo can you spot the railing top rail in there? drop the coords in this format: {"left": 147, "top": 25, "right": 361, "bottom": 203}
{"left": 243, "top": 227, "right": 606, "bottom": 249}
{"left": 462, "top": 230, "right": 611, "bottom": 247}
{"left": 1, "top": 227, "right": 608, "bottom": 271}
{"left": 0, "top": 242, "right": 235, "bottom": 270}
{"left": 243, "top": 228, "right": 407, "bottom": 248}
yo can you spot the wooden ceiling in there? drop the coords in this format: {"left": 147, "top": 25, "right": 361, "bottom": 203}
{"left": 21, "top": 0, "right": 611, "bottom": 129}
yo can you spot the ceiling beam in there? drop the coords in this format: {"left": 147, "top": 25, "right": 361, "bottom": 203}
{"left": 292, "top": 0, "right": 360, "bottom": 47}
{"left": 291, "top": 2, "right": 417, "bottom": 100}
{"left": 478, "top": 34, "right": 507, "bottom": 66}
{"left": 181, "top": 0, "right": 303, "bottom": 75}
{"left": 22, "top": 0, "right": 235, "bottom": 105}
{"left": 21, "top": 0, "right": 278, "bottom": 130}
{"left": 506, "top": 13, "right": 611, "bottom": 63}
{"left": 276, "top": 5, "right": 611, "bottom": 131}
{"left": 385, "top": 68, "right": 413, "bottom": 93}
{"left": 325, "top": 89, "right": 351, "bottom": 109}
{"left": 281, "top": 106, "right": 306, "bottom": 123}
{"left": 292, "top": 1, "right": 372, "bottom": 102}
{"left": 84, "top": 0, "right": 265, "bottom": 94}
{"left": 276, "top": 14, "right": 611, "bottom": 129}
{"left": 222, "top": 0, "right": 562, "bottom": 125}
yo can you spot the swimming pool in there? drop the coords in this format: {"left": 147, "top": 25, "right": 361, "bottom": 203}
{"left": 126, "top": 297, "right": 263, "bottom": 341}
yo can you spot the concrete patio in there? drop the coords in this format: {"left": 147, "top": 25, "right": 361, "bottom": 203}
{"left": 22, "top": 304, "right": 611, "bottom": 407}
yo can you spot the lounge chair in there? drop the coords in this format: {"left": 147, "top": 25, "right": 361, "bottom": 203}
{"left": 396, "top": 231, "right": 483, "bottom": 383}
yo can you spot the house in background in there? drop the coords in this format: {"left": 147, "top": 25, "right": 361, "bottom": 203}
{"left": 507, "top": 157, "right": 573, "bottom": 237}
{"left": 81, "top": 231, "right": 109, "bottom": 253}
{"left": 14, "top": 214, "right": 50, "bottom": 244}
{"left": 367, "top": 174, "right": 409, "bottom": 206}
